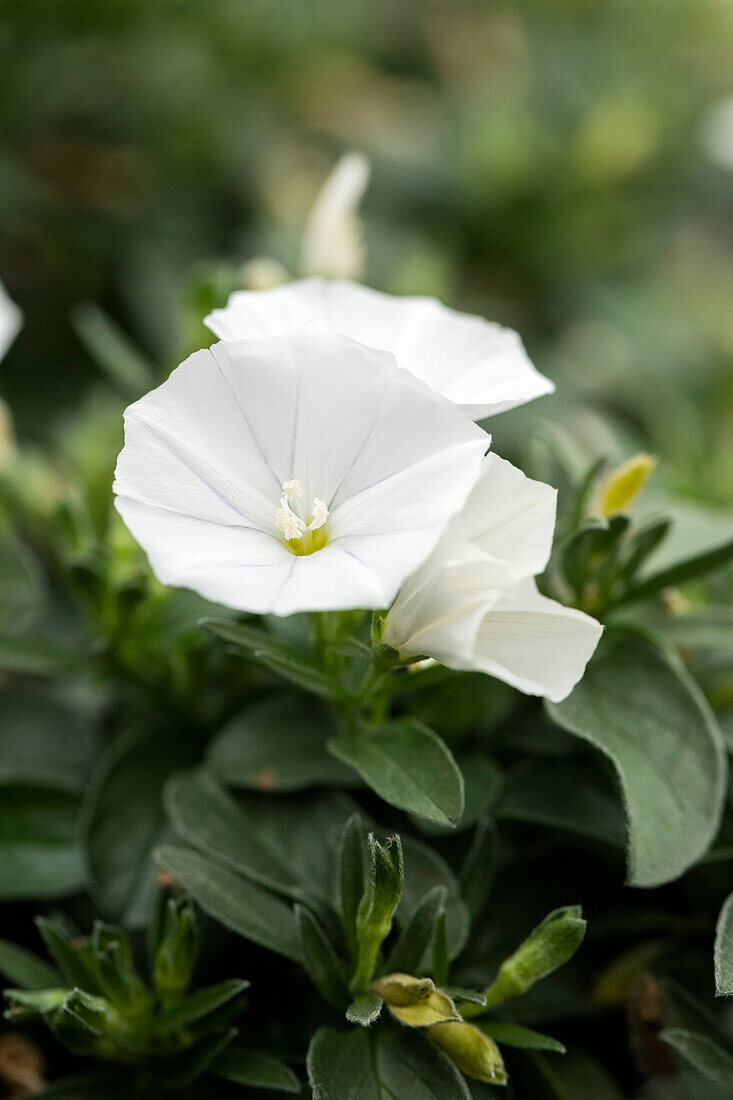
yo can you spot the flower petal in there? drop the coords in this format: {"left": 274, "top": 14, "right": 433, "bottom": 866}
{"left": 205, "top": 278, "right": 554, "bottom": 420}
{"left": 114, "top": 324, "right": 488, "bottom": 615}
{"left": 469, "top": 580, "right": 603, "bottom": 702}
{"left": 0, "top": 281, "right": 22, "bottom": 361}
{"left": 457, "top": 453, "right": 557, "bottom": 578}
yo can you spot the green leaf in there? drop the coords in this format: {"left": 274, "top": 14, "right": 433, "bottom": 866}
{"left": 496, "top": 758, "right": 626, "bottom": 850}
{"left": 458, "top": 818, "right": 499, "bottom": 923}
{"left": 0, "top": 632, "right": 91, "bottom": 675}
{"left": 386, "top": 885, "right": 447, "bottom": 975}
{"left": 212, "top": 1045, "right": 301, "bottom": 1092}
{"left": 0, "top": 786, "right": 84, "bottom": 900}
{"left": 338, "top": 814, "right": 366, "bottom": 962}
{"left": 83, "top": 727, "right": 198, "bottom": 926}
{"left": 154, "top": 845, "right": 302, "bottom": 962}
{"left": 616, "top": 535, "right": 733, "bottom": 607}
{"left": 399, "top": 838, "right": 470, "bottom": 963}
{"left": 0, "top": 938, "right": 61, "bottom": 990}
{"left": 0, "top": 538, "right": 45, "bottom": 624}
{"left": 155, "top": 978, "right": 250, "bottom": 1032}
{"left": 476, "top": 1021, "right": 566, "bottom": 1053}
{"left": 202, "top": 618, "right": 345, "bottom": 700}
{"left": 715, "top": 892, "right": 733, "bottom": 997}
{"left": 295, "top": 905, "right": 349, "bottom": 1010}
{"left": 329, "top": 719, "right": 464, "bottom": 826}
{"left": 346, "top": 993, "right": 383, "bottom": 1026}
{"left": 442, "top": 987, "right": 486, "bottom": 1007}
{"left": 661, "top": 1029, "right": 733, "bottom": 1090}
{"left": 33, "top": 1072, "right": 141, "bottom": 1099}
{"left": 207, "top": 692, "right": 355, "bottom": 791}
{"left": 71, "top": 301, "right": 156, "bottom": 398}
{"left": 307, "top": 1026, "right": 471, "bottom": 1100}
{"left": 162, "top": 1026, "right": 237, "bottom": 1088}
{"left": 432, "top": 912, "right": 450, "bottom": 988}
{"left": 34, "top": 918, "right": 100, "bottom": 993}
{"left": 0, "top": 685, "right": 98, "bottom": 792}
{"left": 546, "top": 633, "right": 727, "bottom": 887}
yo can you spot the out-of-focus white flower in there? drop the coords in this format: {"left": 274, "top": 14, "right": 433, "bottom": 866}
{"left": 0, "top": 398, "right": 16, "bottom": 470}
{"left": 701, "top": 98, "right": 733, "bottom": 171}
{"left": 0, "top": 281, "right": 22, "bottom": 361}
{"left": 300, "top": 152, "right": 370, "bottom": 281}
{"left": 382, "top": 454, "right": 602, "bottom": 702}
{"left": 114, "top": 323, "right": 488, "bottom": 616}
{"left": 240, "top": 256, "right": 291, "bottom": 291}
{"left": 206, "top": 278, "right": 553, "bottom": 421}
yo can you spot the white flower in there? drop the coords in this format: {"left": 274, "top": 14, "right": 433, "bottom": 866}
{"left": 206, "top": 277, "right": 553, "bottom": 421}
{"left": 301, "top": 151, "right": 370, "bottom": 281}
{"left": 0, "top": 281, "right": 22, "bottom": 361}
{"left": 113, "top": 323, "right": 488, "bottom": 616}
{"left": 382, "top": 453, "right": 603, "bottom": 702}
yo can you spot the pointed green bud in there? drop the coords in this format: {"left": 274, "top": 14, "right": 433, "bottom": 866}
{"left": 350, "top": 834, "right": 403, "bottom": 993}
{"left": 92, "top": 923, "right": 149, "bottom": 1017}
{"left": 482, "top": 905, "right": 586, "bottom": 1010}
{"left": 429, "top": 1021, "right": 507, "bottom": 1085}
{"left": 153, "top": 897, "right": 199, "bottom": 1008}
{"left": 45, "top": 989, "right": 112, "bottom": 1056}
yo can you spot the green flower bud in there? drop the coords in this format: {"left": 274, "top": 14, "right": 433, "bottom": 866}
{"left": 429, "top": 1021, "right": 507, "bottom": 1085}
{"left": 153, "top": 897, "right": 199, "bottom": 1008}
{"left": 482, "top": 905, "right": 586, "bottom": 1010}
{"left": 350, "top": 834, "right": 403, "bottom": 993}
{"left": 92, "top": 923, "right": 149, "bottom": 1018}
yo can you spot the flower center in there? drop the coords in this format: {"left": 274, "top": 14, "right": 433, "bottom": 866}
{"left": 275, "top": 480, "right": 330, "bottom": 556}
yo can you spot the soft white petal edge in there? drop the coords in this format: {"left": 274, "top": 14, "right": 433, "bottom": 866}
{"left": 0, "top": 282, "right": 22, "bottom": 361}
{"left": 467, "top": 580, "right": 603, "bottom": 702}
{"left": 205, "top": 278, "right": 554, "bottom": 420}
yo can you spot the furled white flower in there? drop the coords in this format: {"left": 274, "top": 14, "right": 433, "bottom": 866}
{"left": 113, "top": 323, "right": 488, "bottom": 616}
{"left": 0, "top": 281, "right": 22, "bottom": 361}
{"left": 382, "top": 454, "right": 602, "bottom": 702}
{"left": 206, "top": 278, "right": 554, "bottom": 421}
{"left": 300, "top": 152, "right": 370, "bottom": 281}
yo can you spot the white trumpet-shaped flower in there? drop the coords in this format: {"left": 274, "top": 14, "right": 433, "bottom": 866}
{"left": 382, "top": 454, "right": 603, "bottom": 702}
{"left": 205, "top": 278, "right": 554, "bottom": 421}
{"left": 0, "top": 281, "right": 22, "bottom": 361}
{"left": 113, "top": 324, "right": 489, "bottom": 616}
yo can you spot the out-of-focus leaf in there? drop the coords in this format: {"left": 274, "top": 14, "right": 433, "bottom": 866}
{"left": 616, "top": 535, "right": 733, "bottom": 607}
{"left": 0, "top": 538, "right": 45, "bottom": 623}
{"left": 399, "top": 837, "right": 470, "bottom": 962}
{"left": 295, "top": 905, "right": 348, "bottom": 1011}
{"left": 83, "top": 728, "right": 199, "bottom": 927}
{"left": 547, "top": 633, "right": 727, "bottom": 887}
{"left": 207, "top": 692, "right": 355, "bottom": 791}
{"left": 0, "top": 685, "right": 97, "bottom": 792}
{"left": 71, "top": 301, "right": 156, "bottom": 398}
{"left": 661, "top": 1030, "right": 733, "bottom": 1090}
{"left": 154, "top": 845, "right": 302, "bottom": 963}
{"left": 329, "top": 718, "right": 464, "bottom": 826}
{"left": 386, "top": 885, "right": 447, "bottom": 975}
{"left": 212, "top": 1045, "right": 301, "bottom": 1091}
{"left": 0, "top": 786, "right": 84, "bottom": 900}
{"left": 0, "top": 938, "right": 62, "bottom": 990}
{"left": 155, "top": 979, "right": 249, "bottom": 1032}
{"left": 496, "top": 758, "right": 626, "bottom": 850}
{"left": 203, "top": 619, "right": 347, "bottom": 700}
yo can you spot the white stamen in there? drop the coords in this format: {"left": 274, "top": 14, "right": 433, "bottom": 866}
{"left": 275, "top": 481, "right": 329, "bottom": 543}
{"left": 281, "top": 479, "right": 303, "bottom": 500}
{"left": 308, "top": 497, "right": 329, "bottom": 530}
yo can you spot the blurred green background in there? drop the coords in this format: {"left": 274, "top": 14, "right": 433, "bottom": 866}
{"left": 1, "top": 0, "right": 732, "bottom": 510}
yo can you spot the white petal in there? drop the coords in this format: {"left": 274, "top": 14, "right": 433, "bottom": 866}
{"left": 456, "top": 453, "right": 558, "bottom": 578}
{"left": 114, "top": 324, "right": 488, "bottom": 615}
{"left": 300, "top": 153, "right": 370, "bottom": 280}
{"left": 469, "top": 580, "right": 603, "bottom": 702}
{"left": 205, "top": 278, "right": 554, "bottom": 420}
{"left": 0, "top": 282, "right": 22, "bottom": 361}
